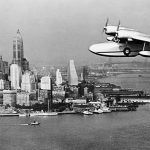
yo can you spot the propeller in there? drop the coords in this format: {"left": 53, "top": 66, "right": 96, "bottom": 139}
{"left": 115, "top": 20, "right": 120, "bottom": 37}
{"left": 114, "top": 20, "right": 120, "bottom": 42}
{"left": 102, "top": 18, "right": 109, "bottom": 33}
{"left": 116, "top": 20, "right": 120, "bottom": 32}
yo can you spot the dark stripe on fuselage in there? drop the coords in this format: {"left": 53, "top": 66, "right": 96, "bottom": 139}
{"left": 97, "top": 51, "right": 123, "bottom": 54}
{"left": 89, "top": 50, "right": 137, "bottom": 57}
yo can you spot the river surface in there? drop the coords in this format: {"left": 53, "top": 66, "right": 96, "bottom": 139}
{"left": 1, "top": 73, "right": 150, "bottom": 150}
{"left": 99, "top": 73, "right": 150, "bottom": 93}
{"left": 0, "top": 105, "right": 150, "bottom": 150}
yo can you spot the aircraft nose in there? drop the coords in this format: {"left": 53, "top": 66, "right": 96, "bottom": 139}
{"left": 89, "top": 43, "right": 116, "bottom": 53}
{"left": 89, "top": 42, "right": 122, "bottom": 56}
{"left": 89, "top": 44, "right": 98, "bottom": 53}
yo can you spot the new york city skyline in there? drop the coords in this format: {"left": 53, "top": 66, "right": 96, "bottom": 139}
{"left": 0, "top": 1, "right": 150, "bottom": 150}
{"left": 0, "top": 0, "right": 149, "bottom": 66}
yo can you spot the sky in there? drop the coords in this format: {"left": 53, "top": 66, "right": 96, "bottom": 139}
{"left": 0, "top": 0, "right": 150, "bottom": 66}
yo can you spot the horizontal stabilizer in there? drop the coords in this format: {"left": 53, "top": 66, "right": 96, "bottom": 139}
{"left": 139, "top": 51, "right": 150, "bottom": 57}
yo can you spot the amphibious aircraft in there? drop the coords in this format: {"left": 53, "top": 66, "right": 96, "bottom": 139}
{"left": 89, "top": 19, "right": 150, "bottom": 57}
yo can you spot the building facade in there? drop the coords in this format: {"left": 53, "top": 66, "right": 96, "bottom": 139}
{"left": 10, "top": 64, "right": 22, "bottom": 90}
{"left": 12, "top": 30, "right": 29, "bottom": 72}
{"left": 12, "top": 30, "right": 24, "bottom": 67}
{"left": 55, "top": 69, "right": 62, "bottom": 87}
{"left": 3, "top": 90, "right": 16, "bottom": 106}
{"left": 67, "top": 60, "right": 78, "bottom": 86}
{"left": 16, "top": 92, "right": 30, "bottom": 106}
{"left": 21, "top": 71, "right": 36, "bottom": 92}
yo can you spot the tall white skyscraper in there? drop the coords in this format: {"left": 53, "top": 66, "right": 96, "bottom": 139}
{"left": 10, "top": 64, "right": 22, "bottom": 90}
{"left": 80, "top": 73, "right": 83, "bottom": 81}
{"left": 21, "top": 71, "right": 36, "bottom": 92}
{"left": 68, "top": 60, "right": 78, "bottom": 86}
{"left": 0, "top": 79, "right": 4, "bottom": 90}
{"left": 55, "top": 69, "right": 62, "bottom": 87}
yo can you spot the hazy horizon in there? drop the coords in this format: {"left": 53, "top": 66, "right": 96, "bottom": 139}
{"left": 0, "top": 0, "right": 149, "bottom": 66}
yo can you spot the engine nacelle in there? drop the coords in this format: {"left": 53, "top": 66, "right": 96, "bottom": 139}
{"left": 117, "top": 30, "right": 135, "bottom": 39}
{"left": 104, "top": 26, "right": 118, "bottom": 36}
{"left": 104, "top": 26, "right": 133, "bottom": 36}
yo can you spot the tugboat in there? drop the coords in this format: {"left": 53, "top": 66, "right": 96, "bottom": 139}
{"left": 29, "top": 121, "right": 40, "bottom": 126}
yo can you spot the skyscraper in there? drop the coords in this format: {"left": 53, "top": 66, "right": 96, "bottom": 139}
{"left": 12, "top": 29, "right": 24, "bottom": 67}
{"left": 55, "top": 69, "right": 62, "bottom": 87}
{"left": 83, "top": 66, "right": 89, "bottom": 81}
{"left": 0, "top": 56, "right": 9, "bottom": 80}
{"left": 68, "top": 60, "right": 78, "bottom": 86}
{"left": 21, "top": 71, "right": 36, "bottom": 92}
{"left": 12, "top": 30, "right": 29, "bottom": 72}
{"left": 10, "top": 64, "right": 22, "bottom": 90}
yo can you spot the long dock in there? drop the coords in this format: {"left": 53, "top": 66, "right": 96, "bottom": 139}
{"left": 0, "top": 113, "right": 19, "bottom": 117}
{"left": 121, "top": 97, "right": 150, "bottom": 103}
{"left": 130, "top": 99, "right": 150, "bottom": 103}
{"left": 58, "top": 111, "right": 76, "bottom": 115}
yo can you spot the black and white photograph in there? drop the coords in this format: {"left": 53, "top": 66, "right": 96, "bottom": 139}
{"left": 0, "top": 0, "right": 150, "bottom": 149}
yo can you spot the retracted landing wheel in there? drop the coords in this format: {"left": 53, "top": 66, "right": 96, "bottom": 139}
{"left": 123, "top": 47, "right": 131, "bottom": 56}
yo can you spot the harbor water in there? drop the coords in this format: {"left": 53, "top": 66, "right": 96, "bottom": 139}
{"left": 99, "top": 73, "right": 150, "bottom": 93}
{"left": 1, "top": 73, "right": 150, "bottom": 150}
{"left": 0, "top": 105, "right": 150, "bottom": 150}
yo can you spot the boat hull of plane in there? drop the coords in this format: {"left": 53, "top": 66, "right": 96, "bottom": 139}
{"left": 89, "top": 42, "right": 139, "bottom": 57}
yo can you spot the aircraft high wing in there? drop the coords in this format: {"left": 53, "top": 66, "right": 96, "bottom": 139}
{"left": 89, "top": 20, "right": 150, "bottom": 57}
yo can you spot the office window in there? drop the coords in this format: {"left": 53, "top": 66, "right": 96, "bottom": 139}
{"left": 18, "top": 45, "right": 20, "bottom": 50}
{"left": 13, "top": 45, "right": 16, "bottom": 50}
{"left": 18, "top": 51, "right": 21, "bottom": 58}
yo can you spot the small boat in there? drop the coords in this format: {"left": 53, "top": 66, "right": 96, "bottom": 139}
{"left": 29, "top": 121, "right": 40, "bottom": 126}
{"left": 101, "top": 107, "right": 111, "bottom": 113}
{"left": 82, "top": 109, "right": 93, "bottom": 115}
{"left": 93, "top": 108, "right": 103, "bottom": 114}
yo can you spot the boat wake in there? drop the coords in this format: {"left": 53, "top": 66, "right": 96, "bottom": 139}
{"left": 19, "top": 124, "right": 29, "bottom": 126}
{"left": 0, "top": 124, "right": 29, "bottom": 126}
{"left": 0, "top": 122, "right": 40, "bottom": 126}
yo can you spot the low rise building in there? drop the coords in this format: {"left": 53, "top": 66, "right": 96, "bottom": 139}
{"left": 17, "top": 92, "right": 30, "bottom": 106}
{"left": 17, "top": 92, "right": 37, "bottom": 106}
{"left": 53, "top": 85, "right": 65, "bottom": 103}
{"left": 3, "top": 90, "right": 16, "bottom": 107}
